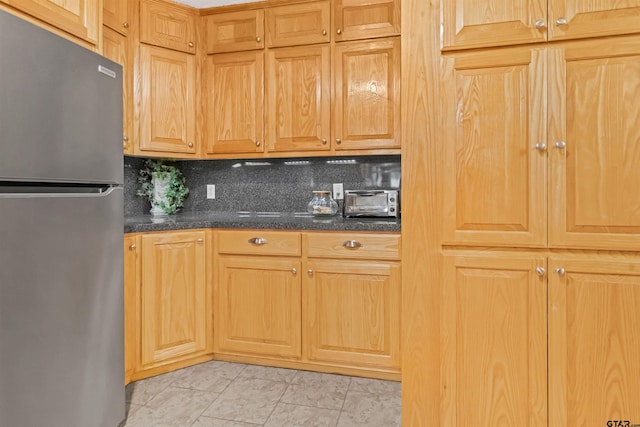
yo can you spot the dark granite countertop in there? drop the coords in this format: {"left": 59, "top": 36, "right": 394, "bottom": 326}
{"left": 124, "top": 211, "right": 401, "bottom": 234}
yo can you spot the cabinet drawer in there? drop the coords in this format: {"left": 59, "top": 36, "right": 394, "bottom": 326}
{"left": 140, "top": 0, "right": 197, "bottom": 54}
{"left": 304, "top": 232, "right": 400, "bottom": 260}
{"left": 266, "top": 1, "right": 330, "bottom": 48}
{"left": 218, "top": 230, "right": 301, "bottom": 256}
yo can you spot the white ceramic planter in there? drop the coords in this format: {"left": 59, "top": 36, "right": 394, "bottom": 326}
{"left": 150, "top": 174, "right": 170, "bottom": 216}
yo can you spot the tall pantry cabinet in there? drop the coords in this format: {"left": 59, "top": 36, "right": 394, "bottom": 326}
{"left": 402, "top": 0, "right": 640, "bottom": 426}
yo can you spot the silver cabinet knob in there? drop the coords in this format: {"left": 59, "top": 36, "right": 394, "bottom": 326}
{"left": 555, "top": 141, "right": 566, "bottom": 149}
{"left": 291, "top": 268, "right": 297, "bottom": 275}
{"left": 321, "top": 138, "right": 327, "bottom": 145}
{"left": 307, "top": 269, "right": 313, "bottom": 276}
{"left": 123, "top": 22, "right": 130, "bottom": 29}
{"left": 255, "top": 140, "right": 261, "bottom": 147}
{"left": 535, "top": 142, "right": 547, "bottom": 152}
{"left": 535, "top": 266, "right": 546, "bottom": 276}
{"left": 188, "top": 141, "right": 194, "bottom": 148}
{"left": 256, "top": 36, "right": 261, "bottom": 43}
{"left": 555, "top": 267, "right": 566, "bottom": 276}
{"left": 556, "top": 17, "right": 568, "bottom": 26}
{"left": 188, "top": 41, "right": 194, "bottom": 47}
{"left": 335, "top": 138, "right": 342, "bottom": 145}
{"left": 322, "top": 29, "right": 327, "bottom": 36}
{"left": 534, "top": 19, "right": 546, "bottom": 29}
{"left": 343, "top": 240, "right": 362, "bottom": 249}
{"left": 248, "top": 237, "right": 267, "bottom": 245}
{"left": 336, "top": 28, "right": 342, "bottom": 35}
{"left": 129, "top": 243, "right": 136, "bottom": 250}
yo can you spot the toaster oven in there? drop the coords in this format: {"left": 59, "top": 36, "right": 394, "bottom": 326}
{"left": 343, "top": 190, "right": 399, "bottom": 218}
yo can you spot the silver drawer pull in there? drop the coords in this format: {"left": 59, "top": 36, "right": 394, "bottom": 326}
{"left": 248, "top": 237, "right": 267, "bottom": 245}
{"left": 343, "top": 240, "right": 362, "bottom": 249}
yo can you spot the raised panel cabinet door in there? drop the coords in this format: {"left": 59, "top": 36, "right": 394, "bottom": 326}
{"left": 3, "top": 0, "right": 99, "bottom": 45}
{"left": 549, "top": 0, "right": 640, "bottom": 41}
{"left": 123, "top": 235, "right": 139, "bottom": 384}
{"left": 442, "top": 46, "right": 547, "bottom": 248}
{"left": 102, "top": 26, "right": 132, "bottom": 155}
{"left": 139, "top": 44, "right": 197, "bottom": 156}
{"left": 266, "top": 45, "right": 331, "bottom": 153}
{"left": 303, "top": 259, "right": 401, "bottom": 371}
{"left": 215, "top": 256, "right": 301, "bottom": 359}
{"left": 206, "top": 51, "right": 264, "bottom": 155}
{"left": 548, "top": 256, "right": 640, "bottom": 427}
{"left": 442, "top": 252, "right": 547, "bottom": 427}
{"left": 205, "top": 9, "right": 264, "bottom": 54}
{"left": 265, "top": 0, "right": 330, "bottom": 48}
{"left": 548, "top": 37, "right": 640, "bottom": 250}
{"left": 442, "top": 0, "right": 546, "bottom": 50}
{"left": 140, "top": 0, "right": 197, "bottom": 54}
{"left": 333, "top": 38, "right": 400, "bottom": 151}
{"left": 103, "top": 0, "right": 129, "bottom": 35}
{"left": 140, "top": 231, "right": 207, "bottom": 368}
{"left": 334, "top": 0, "right": 400, "bottom": 42}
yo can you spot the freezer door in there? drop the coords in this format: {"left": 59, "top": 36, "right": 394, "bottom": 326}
{"left": 0, "top": 187, "right": 124, "bottom": 427}
{"left": 0, "top": 10, "right": 123, "bottom": 185}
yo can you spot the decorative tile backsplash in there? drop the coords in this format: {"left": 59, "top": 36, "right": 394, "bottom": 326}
{"left": 124, "top": 155, "right": 401, "bottom": 216}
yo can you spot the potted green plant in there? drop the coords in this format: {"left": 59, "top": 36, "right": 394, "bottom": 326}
{"left": 137, "top": 159, "right": 189, "bottom": 216}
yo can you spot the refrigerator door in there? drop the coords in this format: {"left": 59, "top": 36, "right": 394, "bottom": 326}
{"left": 0, "top": 187, "right": 124, "bottom": 427}
{"left": 0, "top": 9, "right": 123, "bottom": 185}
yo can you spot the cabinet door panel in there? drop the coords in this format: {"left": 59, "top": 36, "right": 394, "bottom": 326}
{"left": 304, "top": 259, "right": 400, "bottom": 370}
{"left": 205, "top": 10, "right": 264, "bottom": 54}
{"left": 442, "top": 0, "right": 546, "bottom": 50}
{"left": 140, "top": 0, "right": 197, "bottom": 53}
{"left": 333, "top": 38, "right": 400, "bottom": 151}
{"left": 442, "top": 47, "right": 547, "bottom": 247}
{"left": 216, "top": 256, "right": 301, "bottom": 358}
{"left": 123, "top": 235, "right": 139, "bottom": 384}
{"left": 206, "top": 52, "right": 264, "bottom": 155}
{"left": 548, "top": 256, "right": 640, "bottom": 426}
{"left": 549, "top": 0, "right": 640, "bottom": 41}
{"left": 442, "top": 252, "right": 547, "bottom": 427}
{"left": 103, "top": 0, "right": 129, "bottom": 35}
{"left": 266, "top": 1, "right": 330, "bottom": 48}
{"left": 549, "top": 38, "right": 640, "bottom": 250}
{"left": 266, "top": 45, "right": 331, "bottom": 153}
{"left": 102, "top": 26, "right": 132, "bottom": 154}
{"left": 3, "top": 0, "right": 99, "bottom": 45}
{"left": 139, "top": 45, "right": 197, "bottom": 156}
{"left": 140, "top": 231, "right": 207, "bottom": 368}
{"left": 334, "top": 0, "right": 400, "bottom": 41}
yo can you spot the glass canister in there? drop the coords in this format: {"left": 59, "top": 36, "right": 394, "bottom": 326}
{"left": 307, "top": 190, "right": 339, "bottom": 216}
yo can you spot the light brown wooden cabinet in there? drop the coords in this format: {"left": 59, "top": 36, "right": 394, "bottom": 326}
{"left": 204, "top": 9, "right": 264, "bottom": 54}
{"left": 103, "top": 0, "right": 129, "bottom": 35}
{"left": 303, "top": 232, "right": 401, "bottom": 372}
{"left": 102, "top": 25, "right": 133, "bottom": 154}
{"left": 138, "top": 44, "right": 198, "bottom": 157}
{"left": 333, "top": 37, "right": 401, "bottom": 151}
{"left": 334, "top": 0, "right": 400, "bottom": 42}
{"left": 266, "top": 44, "right": 331, "bottom": 153}
{"left": 123, "top": 234, "right": 139, "bottom": 385}
{"left": 1, "top": 0, "right": 99, "bottom": 46}
{"left": 265, "top": 1, "right": 330, "bottom": 48}
{"left": 140, "top": 0, "right": 197, "bottom": 54}
{"left": 205, "top": 51, "right": 264, "bottom": 155}
{"left": 443, "top": 0, "right": 640, "bottom": 50}
{"left": 139, "top": 230, "right": 209, "bottom": 370}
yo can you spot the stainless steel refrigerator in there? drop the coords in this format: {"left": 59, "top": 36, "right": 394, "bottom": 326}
{"left": 0, "top": 10, "right": 125, "bottom": 427}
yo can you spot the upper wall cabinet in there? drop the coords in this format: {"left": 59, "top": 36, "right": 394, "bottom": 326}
{"left": 334, "top": 0, "right": 400, "bottom": 42}
{"left": 205, "top": 9, "right": 264, "bottom": 54}
{"left": 266, "top": 1, "right": 330, "bottom": 48}
{"left": 103, "top": 0, "right": 129, "bottom": 35}
{"left": 443, "top": 0, "right": 640, "bottom": 50}
{"left": 2, "top": 0, "right": 99, "bottom": 46}
{"left": 140, "top": 0, "right": 197, "bottom": 54}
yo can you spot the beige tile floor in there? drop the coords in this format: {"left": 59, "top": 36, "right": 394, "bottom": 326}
{"left": 123, "top": 360, "right": 401, "bottom": 427}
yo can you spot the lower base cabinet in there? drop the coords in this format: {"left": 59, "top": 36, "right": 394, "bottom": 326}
{"left": 443, "top": 251, "right": 640, "bottom": 426}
